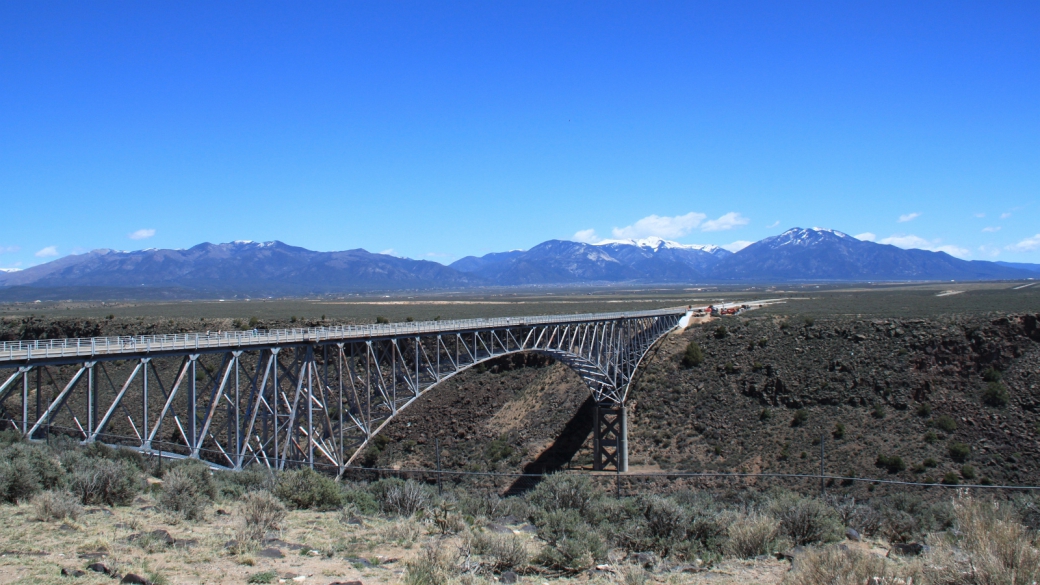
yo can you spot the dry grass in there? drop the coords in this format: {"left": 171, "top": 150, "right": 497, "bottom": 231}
{"left": 924, "top": 495, "right": 1040, "bottom": 585}
{"left": 31, "top": 490, "right": 83, "bottom": 522}
{"left": 782, "top": 546, "right": 922, "bottom": 585}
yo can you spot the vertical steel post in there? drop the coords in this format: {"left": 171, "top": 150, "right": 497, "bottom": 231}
{"left": 234, "top": 352, "right": 241, "bottom": 469}
{"left": 271, "top": 348, "right": 279, "bottom": 471}
{"left": 307, "top": 351, "right": 314, "bottom": 469}
{"left": 21, "top": 367, "right": 29, "bottom": 435}
{"left": 87, "top": 362, "right": 95, "bottom": 436}
{"left": 142, "top": 358, "right": 150, "bottom": 447}
{"left": 592, "top": 403, "right": 601, "bottom": 471}
{"left": 619, "top": 404, "right": 628, "bottom": 473}
{"left": 189, "top": 356, "right": 197, "bottom": 455}
{"left": 34, "top": 366, "right": 40, "bottom": 435}
{"left": 337, "top": 343, "right": 344, "bottom": 473}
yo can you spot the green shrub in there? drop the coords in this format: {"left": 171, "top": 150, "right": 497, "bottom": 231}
{"left": 803, "top": 317, "right": 815, "bottom": 327}
{"left": 760, "top": 408, "right": 773, "bottom": 421}
{"left": 949, "top": 442, "right": 971, "bottom": 463}
{"left": 215, "top": 465, "right": 275, "bottom": 500}
{"left": 876, "top": 454, "right": 906, "bottom": 473}
{"left": 527, "top": 473, "right": 601, "bottom": 517}
{"left": 534, "top": 509, "right": 606, "bottom": 571}
{"left": 932, "top": 415, "right": 957, "bottom": 433}
{"left": 0, "top": 429, "right": 22, "bottom": 446}
{"left": 982, "top": 381, "right": 1010, "bottom": 407}
{"left": 238, "top": 490, "right": 287, "bottom": 542}
{"left": 832, "top": 423, "right": 845, "bottom": 439}
{"left": 724, "top": 513, "right": 782, "bottom": 559}
{"left": 714, "top": 325, "right": 728, "bottom": 339}
{"left": 922, "top": 458, "right": 938, "bottom": 468}
{"left": 639, "top": 495, "right": 689, "bottom": 550}
{"left": 982, "top": 367, "right": 1002, "bottom": 382}
{"left": 774, "top": 497, "right": 842, "bottom": 546}
{"left": 681, "top": 341, "right": 704, "bottom": 368}
{"left": 247, "top": 571, "right": 278, "bottom": 584}
{"left": 871, "top": 403, "right": 886, "bottom": 419}
{"left": 791, "top": 409, "right": 809, "bottom": 427}
{"left": 0, "top": 442, "right": 65, "bottom": 503}
{"left": 159, "top": 465, "right": 212, "bottom": 520}
{"left": 342, "top": 487, "right": 380, "bottom": 515}
{"left": 916, "top": 403, "right": 932, "bottom": 417}
{"left": 381, "top": 479, "right": 432, "bottom": 517}
{"left": 941, "top": 472, "right": 960, "bottom": 485}
{"left": 961, "top": 465, "right": 976, "bottom": 480}
{"left": 924, "top": 431, "right": 939, "bottom": 444}
{"left": 405, "top": 544, "right": 453, "bottom": 585}
{"left": 375, "top": 316, "right": 389, "bottom": 324}
{"left": 472, "top": 532, "right": 528, "bottom": 571}
{"left": 275, "top": 468, "right": 343, "bottom": 510}
{"left": 70, "top": 458, "right": 139, "bottom": 506}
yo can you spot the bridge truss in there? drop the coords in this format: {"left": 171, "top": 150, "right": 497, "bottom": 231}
{"left": 0, "top": 308, "right": 696, "bottom": 473}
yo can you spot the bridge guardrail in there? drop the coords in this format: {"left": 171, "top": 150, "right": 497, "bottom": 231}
{"left": 0, "top": 306, "right": 694, "bottom": 363}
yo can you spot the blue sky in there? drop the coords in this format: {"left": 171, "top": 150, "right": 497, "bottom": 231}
{"left": 1, "top": 1, "right": 1037, "bottom": 269}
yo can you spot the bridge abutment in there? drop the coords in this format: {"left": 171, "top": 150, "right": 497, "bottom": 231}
{"left": 593, "top": 402, "right": 627, "bottom": 472}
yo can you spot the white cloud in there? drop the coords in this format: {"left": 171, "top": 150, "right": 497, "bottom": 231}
{"left": 35, "top": 246, "right": 58, "bottom": 258}
{"left": 854, "top": 232, "right": 877, "bottom": 242}
{"left": 700, "top": 212, "right": 749, "bottom": 232}
{"left": 898, "top": 212, "right": 921, "bottom": 223}
{"left": 933, "top": 245, "right": 971, "bottom": 258}
{"left": 0, "top": 245, "right": 19, "bottom": 254}
{"left": 982, "top": 226, "right": 1001, "bottom": 233}
{"left": 978, "top": 245, "right": 1001, "bottom": 257}
{"left": 974, "top": 213, "right": 986, "bottom": 218}
{"left": 1001, "top": 212, "right": 1012, "bottom": 219}
{"left": 722, "top": 240, "right": 753, "bottom": 252}
{"left": 766, "top": 220, "right": 780, "bottom": 228}
{"left": 880, "top": 234, "right": 932, "bottom": 248}
{"left": 611, "top": 212, "right": 707, "bottom": 239}
{"left": 572, "top": 229, "right": 602, "bottom": 243}
{"left": 1007, "top": 234, "right": 1040, "bottom": 253}
{"left": 379, "top": 248, "right": 396, "bottom": 256}
{"left": 128, "top": 228, "right": 156, "bottom": 240}
{"left": 879, "top": 234, "right": 970, "bottom": 258}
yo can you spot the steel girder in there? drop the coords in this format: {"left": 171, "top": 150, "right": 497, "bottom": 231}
{"left": 0, "top": 309, "right": 688, "bottom": 473}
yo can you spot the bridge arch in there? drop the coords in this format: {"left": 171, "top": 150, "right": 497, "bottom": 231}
{"left": 0, "top": 307, "right": 713, "bottom": 473}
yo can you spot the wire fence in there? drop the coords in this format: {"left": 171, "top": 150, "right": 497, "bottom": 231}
{"left": 8, "top": 419, "right": 1039, "bottom": 497}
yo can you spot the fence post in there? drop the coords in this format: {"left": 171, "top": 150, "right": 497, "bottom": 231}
{"left": 435, "top": 437, "right": 442, "bottom": 496}
{"left": 820, "top": 433, "right": 826, "bottom": 495}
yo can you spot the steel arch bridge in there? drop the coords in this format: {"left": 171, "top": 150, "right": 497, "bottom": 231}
{"left": 0, "top": 306, "right": 711, "bottom": 473}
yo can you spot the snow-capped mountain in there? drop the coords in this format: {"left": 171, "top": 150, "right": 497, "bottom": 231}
{"left": 451, "top": 237, "right": 731, "bottom": 284}
{"left": 711, "top": 227, "right": 1028, "bottom": 281}
{"left": 591, "top": 236, "right": 726, "bottom": 255}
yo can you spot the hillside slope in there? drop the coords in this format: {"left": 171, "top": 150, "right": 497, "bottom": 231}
{"left": 371, "top": 311, "right": 1040, "bottom": 495}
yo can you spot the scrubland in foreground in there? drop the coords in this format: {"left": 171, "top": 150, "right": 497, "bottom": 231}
{"left": 3, "top": 433, "right": 1040, "bottom": 585}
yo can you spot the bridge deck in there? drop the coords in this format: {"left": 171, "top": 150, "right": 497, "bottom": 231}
{"left": 0, "top": 306, "right": 699, "bottom": 364}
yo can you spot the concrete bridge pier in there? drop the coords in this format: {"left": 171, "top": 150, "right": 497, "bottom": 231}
{"left": 593, "top": 402, "right": 627, "bottom": 472}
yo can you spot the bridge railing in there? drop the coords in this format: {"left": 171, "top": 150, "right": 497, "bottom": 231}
{"left": 0, "top": 306, "right": 692, "bottom": 363}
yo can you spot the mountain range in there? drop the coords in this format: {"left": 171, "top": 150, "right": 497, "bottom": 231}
{"left": 0, "top": 228, "right": 1036, "bottom": 299}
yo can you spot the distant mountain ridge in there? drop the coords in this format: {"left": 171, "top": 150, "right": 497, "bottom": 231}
{"left": 0, "top": 229, "right": 1034, "bottom": 299}
{"left": 0, "top": 241, "right": 476, "bottom": 296}
{"left": 450, "top": 237, "right": 732, "bottom": 285}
